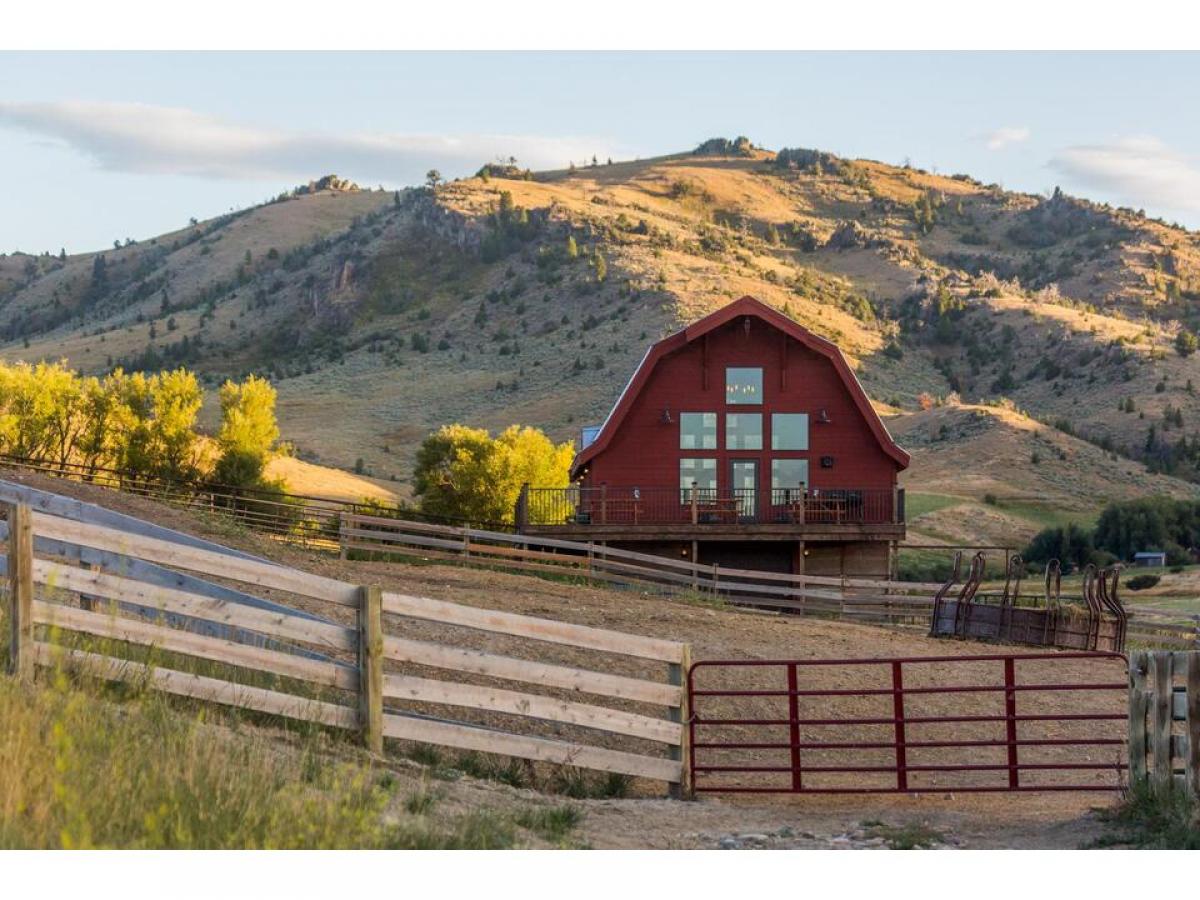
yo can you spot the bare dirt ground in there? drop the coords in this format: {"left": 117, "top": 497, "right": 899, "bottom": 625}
{"left": 7, "top": 470, "right": 1126, "bottom": 849}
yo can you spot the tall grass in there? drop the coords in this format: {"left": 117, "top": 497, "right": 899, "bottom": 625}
{"left": 1093, "top": 780, "right": 1200, "bottom": 849}
{"left": 0, "top": 667, "right": 517, "bottom": 849}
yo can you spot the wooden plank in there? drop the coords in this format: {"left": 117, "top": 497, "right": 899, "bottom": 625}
{"left": 340, "top": 527, "right": 467, "bottom": 553}
{"left": 33, "top": 643, "right": 358, "bottom": 730}
{"left": 381, "top": 712, "right": 681, "bottom": 783}
{"left": 380, "top": 591, "right": 684, "bottom": 664}
{"left": 31, "top": 600, "right": 355, "bottom": 690}
{"left": 382, "top": 673, "right": 679, "bottom": 744}
{"left": 464, "top": 541, "right": 589, "bottom": 567}
{"left": 7, "top": 502, "right": 32, "bottom": 681}
{"left": 342, "top": 512, "right": 465, "bottom": 538}
{"left": 1128, "top": 650, "right": 1149, "bottom": 784}
{"left": 358, "top": 585, "right": 383, "bottom": 754}
{"left": 1152, "top": 652, "right": 1174, "bottom": 785}
{"left": 32, "top": 512, "right": 359, "bottom": 607}
{"left": 382, "top": 635, "right": 680, "bottom": 706}
{"left": 33, "top": 559, "right": 356, "bottom": 652}
{"left": 343, "top": 540, "right": 671, "bottom": 593}
{"left": 1188, "top": 654, "right": 1200, "bottom": 797}
{"left": 467, "top": 526, "right": 704, "bottom": 573}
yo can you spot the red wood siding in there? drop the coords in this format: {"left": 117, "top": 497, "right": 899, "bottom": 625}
{"left": 579, "top": 317, "right": 898, "bottom": 496}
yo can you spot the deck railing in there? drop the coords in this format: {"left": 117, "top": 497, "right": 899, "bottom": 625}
{"left": 523, "top": 486, "right": 901, "bottom": 528}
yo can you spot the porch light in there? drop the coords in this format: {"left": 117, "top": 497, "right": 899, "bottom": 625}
{"left": 816, "top": 409, "right": 831, "bottom": 424}
{"left": 661, "top": 406, "right": 673, "bottom": 424}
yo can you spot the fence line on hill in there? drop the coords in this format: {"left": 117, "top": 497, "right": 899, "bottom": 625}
{"left": 5, "top": 451, "right": 1198, "bottom": 648}
{"left": 340, "top": 511, "right": 942, "bottom": 628}
{"left": 5, "top": 500, "right": 691, "bottom": 794}
{"left": 0, "top": 452, "right": 509, "bottom": 546}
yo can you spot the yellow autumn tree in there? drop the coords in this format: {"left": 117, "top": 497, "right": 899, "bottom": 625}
{"left": 413, "top": 424, "right": 573, "bottom": 524}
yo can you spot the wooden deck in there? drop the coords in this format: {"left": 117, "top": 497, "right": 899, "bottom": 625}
{"left": 521, "top": 521, "right": 906, "bottom": 543}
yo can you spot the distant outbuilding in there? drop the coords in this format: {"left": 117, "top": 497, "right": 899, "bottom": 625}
{"left": 1133, "top": 551, "right": 1167, "bottom": 568}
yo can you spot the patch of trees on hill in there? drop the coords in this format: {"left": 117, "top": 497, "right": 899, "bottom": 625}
{"left": 775, "top": 147, "right": 843, "bottom": 174}
{"left": 693, "top": 136, "right": 755, "bottom": 157}
{"left": 1006, "top": 187, "right": 1130, "bottom": 250}
{"left": 1024, "top": 496, "right": 1200, "bottom": 569}
{"left": 480, "top": 191, "right": 543, "bottom": 263}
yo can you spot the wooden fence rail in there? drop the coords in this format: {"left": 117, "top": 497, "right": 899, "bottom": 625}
{"left": 1128, "top": 650, "right": 1200, "bottom": 795}
{"left": 4, "top": 499, "right": 691, "bottom": 795}
{"left": 339, "top": 511, "right": 940, "bottom": 628}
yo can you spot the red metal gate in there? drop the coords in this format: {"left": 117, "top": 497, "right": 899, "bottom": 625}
{"left": 687, "top": 652, "right": 1128, "bottom": 794}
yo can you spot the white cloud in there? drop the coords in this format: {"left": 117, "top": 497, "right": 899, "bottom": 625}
{"left": 0, "top": 100, "right": 615, "bottom": 184}
{"left": 980, "top": 126, "right": 1031, "bottom": 151}
{"left": 1047, "top": 136, "right": 1200, "bottom": 217}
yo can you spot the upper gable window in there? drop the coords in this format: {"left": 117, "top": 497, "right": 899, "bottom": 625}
{"left": 725, "top": 367, "right": 763, "bottom": 405}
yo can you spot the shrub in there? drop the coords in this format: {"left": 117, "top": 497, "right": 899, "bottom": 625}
{"left": 1023, "top": 523, "right": 1096, "bottom": 570}
{"left": 412, "top": 424, "right": 573, "bottom": 524}
{"left": 1093, "top": 780, "right": 1200, "bottom": 849}
{"left": 1126, "top": 573, "right": 1161, "bottom": 591}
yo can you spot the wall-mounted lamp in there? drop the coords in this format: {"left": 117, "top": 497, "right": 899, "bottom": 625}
{"left": 742, "top": 316, "right": 752, "bottom": 338}
{"left": 816, "top": 409, "right": 832, "bottom": 424}
{"left": 661, "top": 406, "right": 673, "bottom": 424}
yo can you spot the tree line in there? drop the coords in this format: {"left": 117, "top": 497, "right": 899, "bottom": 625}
{"left": 0, "top": 360, "right": 281, "bottom": 493}
{"left": 1023, "top": 496, "right": 1200, "bottom": 570}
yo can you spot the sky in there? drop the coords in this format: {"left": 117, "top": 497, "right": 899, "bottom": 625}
{"left": 3, "top": 51, "right": 1200, "bottom": 254}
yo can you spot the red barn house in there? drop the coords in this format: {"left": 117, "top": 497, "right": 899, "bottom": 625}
{"left": 519, "top": 296, "right": 909, "bottom": 577}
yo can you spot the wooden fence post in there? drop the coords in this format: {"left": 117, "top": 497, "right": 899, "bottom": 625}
{"left": 339, "top": 513, "right": 351, "bottom": 561}
{"left": 357, "top": 584, "right": 383, "bottom": 755}
{"left": 1187, "top": 653, "right": 1200, "bottom": 797}
{"left": 668, "top": 643, "right": 693, "bottom": 799}
{"left": 1128, "top": 650, "right": 1148, "bottom": 785}
{"left": 6, "top": 503, "right": 33, "bottom": 682}
{"left": 1151, "top": 651, "right": 1173, "bottom": 786}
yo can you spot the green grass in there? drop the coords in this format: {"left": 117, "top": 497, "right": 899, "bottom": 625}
{"left": 904, "top": 492, "right": 967, "bottom": 520}
{"left": 514, "top": 805, "right": 585, "bottom": 844}
{"left": 1092, "top": 780, "right": 1200, "bottom": 849}
{"left": 863, "top": 822, "right": 946, "bottom": 849}
{"left": 0, "top": 667, "right": 524, "bottom": 849}
{"left": 404, "top": 780, "right": 440, "bottom": 815}
{"left": 990, "top": 499, "right": 1097, "bottom": 531}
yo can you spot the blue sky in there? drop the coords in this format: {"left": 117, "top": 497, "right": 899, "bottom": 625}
{"left": 3, "top": 51, "right": 1200, "bottom": 253}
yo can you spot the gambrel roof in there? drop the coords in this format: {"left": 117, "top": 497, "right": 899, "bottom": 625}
{"left": 571, "top": 295, "right": 910, "bottom": 477}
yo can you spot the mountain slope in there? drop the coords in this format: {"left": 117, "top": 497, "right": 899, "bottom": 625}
{"left": 4, "top": 144, "right": 1200, "bottom": 539}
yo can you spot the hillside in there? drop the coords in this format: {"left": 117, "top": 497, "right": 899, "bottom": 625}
{"left": 5, "top": 144, "right": 1200, "bottom": 544}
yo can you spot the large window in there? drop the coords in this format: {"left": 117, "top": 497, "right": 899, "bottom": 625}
{"left": 771, "top": 459, "right": 809, "bottom": 500}
{"left": 725, "top": 413, "right": 763, "bottom": 450}
{"left": 679, "top": 412, "right": 717, "bottom": 449}
{"left": 680, "top": 458, "right": 717, "bottom": 502}
{"left": 725, "top": 367, "right": 763, "bottom": 405}
{"left": 771, "top": 413, "right": 809, "bottom": 450}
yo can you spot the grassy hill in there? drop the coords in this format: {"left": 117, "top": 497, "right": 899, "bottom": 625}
{"left": 5, "top": 143, "right": 1200, "bottom": 543}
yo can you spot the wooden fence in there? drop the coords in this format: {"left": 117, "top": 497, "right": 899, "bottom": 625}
{"left": 4, "top": 500, "right": 691, "bottom": 794}
{"left": 339, "top": 511, "right": 941, "bottom": 628}
{"left": 1128, "top": 650, "right": 1200, "bottom": 795}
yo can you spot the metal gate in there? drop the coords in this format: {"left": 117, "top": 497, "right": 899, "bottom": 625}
{"left": 687, "top": 652, "right": 1128, "bottom": 794}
